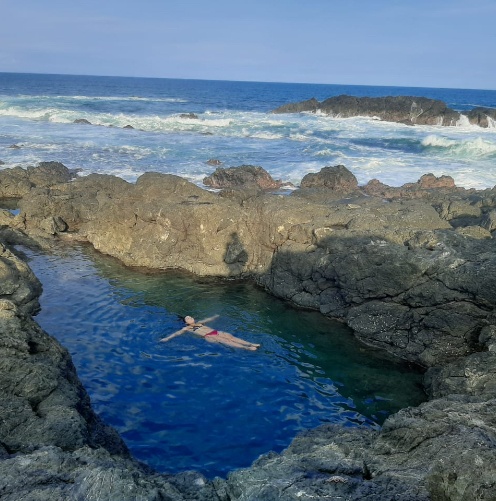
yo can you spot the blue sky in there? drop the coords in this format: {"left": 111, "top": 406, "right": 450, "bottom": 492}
{"left": 1, "top": 0, "right": 495, "bottom": 89}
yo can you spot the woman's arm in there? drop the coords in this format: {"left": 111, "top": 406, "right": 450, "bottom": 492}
{"left": 160, "top": 327, "right": 189, "bottom": 343}
{"left": 197, "top": 314, "right": 220, "bottom": 324}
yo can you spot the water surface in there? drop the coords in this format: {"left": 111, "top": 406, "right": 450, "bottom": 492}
{"left": 24, "top": 243, "right": 425, "bottom": 477}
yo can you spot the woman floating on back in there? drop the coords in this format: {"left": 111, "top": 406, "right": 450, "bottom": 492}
{"left": 160, "top": 315, "right": 260, "bottom": 351}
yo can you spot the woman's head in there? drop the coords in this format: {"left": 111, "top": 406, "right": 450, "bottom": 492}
{"left": 184, "top": 316, "right": 195, "bottom": 325}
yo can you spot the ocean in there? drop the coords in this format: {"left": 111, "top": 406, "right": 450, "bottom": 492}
{"left": 1, "top": 72, "right": 496, "bottom": 189}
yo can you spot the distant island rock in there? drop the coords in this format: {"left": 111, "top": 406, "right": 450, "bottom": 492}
{"left": 272, "top": 94, "right": 496, "bottom": 127}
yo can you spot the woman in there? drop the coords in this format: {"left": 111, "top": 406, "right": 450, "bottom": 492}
{"left": 160, "top": 315, "right": 260, "bottom": 351}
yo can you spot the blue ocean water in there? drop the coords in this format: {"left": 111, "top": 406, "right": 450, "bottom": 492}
{"left": 24, "top": 244, "right": 424, "bottom": 478}
{"left": 1, "top": 72, "right": 496, "bottom": 188}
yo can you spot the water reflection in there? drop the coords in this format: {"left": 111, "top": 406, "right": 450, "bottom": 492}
{"left": 24, "top": 243, "right": 425, "bottom": 478}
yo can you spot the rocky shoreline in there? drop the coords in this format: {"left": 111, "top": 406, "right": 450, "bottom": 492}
{"left": 1, "top": 162, "right": 495, "bottom": 499}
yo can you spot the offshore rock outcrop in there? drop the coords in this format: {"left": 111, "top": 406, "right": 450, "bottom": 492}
{"left": 272, "top": 94, "right": 496, "bottom": 127}
{"left": 1, "top": 162, "right": 496, "bottom": 499}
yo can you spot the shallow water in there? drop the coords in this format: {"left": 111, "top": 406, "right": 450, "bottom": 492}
{"left": 23, "top": 243, "right": 425, "bottom": 478}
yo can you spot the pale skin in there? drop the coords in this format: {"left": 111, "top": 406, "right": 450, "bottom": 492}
{"left": 160, "top": 315, "right": 260, "bottom": 351}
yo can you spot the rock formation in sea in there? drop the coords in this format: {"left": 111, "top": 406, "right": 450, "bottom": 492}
{"left": 272, "top": 94, "right": 496, "bottom": 128}
{"left": 1, "top": 161, "right": 495, "bottom": 499}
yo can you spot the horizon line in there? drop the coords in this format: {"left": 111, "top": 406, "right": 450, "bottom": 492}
{"left": 1, "top": 70, "right": 495, "bottom": 94}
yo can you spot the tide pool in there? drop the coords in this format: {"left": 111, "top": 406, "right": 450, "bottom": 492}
{"left": 22, "top": 243, "right": 425, "bottom": 478}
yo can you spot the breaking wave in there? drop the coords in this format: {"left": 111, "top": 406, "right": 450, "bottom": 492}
{"left": 422, "top": 135, "right": 496, "bottom": 157}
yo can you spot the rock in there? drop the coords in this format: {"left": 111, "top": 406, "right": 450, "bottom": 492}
{"left": 73, "top": 119, "right": 92, "bottom": 125}
{"left": 481, "top": 209, "right": 496, "bottom": 232}
{"left": 300, "top": 165, "right": 358, "bottom": 193}
{"left": 206, "top": 159, "right": 222, "bottom": 166}
{"left": 0, "top": 162, "right": 77, "bottom": 199}
{"left": 0, "top": 160, "right": 5, "bottom": 165}
{"left": 203, "top": 165, "right": 283, "bottom": 190}
{"left": 226, "top": 396, "right": 496, "bottom": 499}
{"left": 273, "top": 95, "right": 462, "bottom": 126}
{"left": 27, "top": 161, "right": 77, "bottom": 187}
{"left": 272, "top": 97, "right": 320, "bottom": 114}
{"left": 425, "top": 351, "right": 496, "bottom": 398}
{"left": 179, "top": 113, "right": 199, "bottom": 119}
{"left": 464, "top": 107, "right": 496, "bottom": 128}
{"left": 8, "top": 144, "right": 21, "bottom": 149}
{"left": 0, "top": 243, "right": 41, "bottom": 314}
{"left": 415, "top": 173, "right": 456, "bottom": 189}
{"left": 3, "top": 163, "right": 496, "bottom": 498}
{"left": 123, "top": 124, "right": 134, "bottom": 129}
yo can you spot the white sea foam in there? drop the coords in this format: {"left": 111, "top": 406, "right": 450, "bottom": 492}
{"left": 456, "top": 114, "right": 471, "bottom": 127}
{"left": 314, "top": 149, "right": 334, "bottom": 156}
{"left": 250, "top": 132, "right": 283, "bottom": 140}
{"left": 422, "top": 135, "right": 496, "bottom": 157}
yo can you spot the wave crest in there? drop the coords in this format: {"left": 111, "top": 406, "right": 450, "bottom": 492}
{"left": 422, "top": 135, "right": 496, "bottom": 157}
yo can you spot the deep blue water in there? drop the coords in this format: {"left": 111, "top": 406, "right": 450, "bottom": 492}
{"left": 24, "top": 244, "right": 425, "bottom": 478}
{"left": 1, "top": 72, "right": 496, "bottom": 188}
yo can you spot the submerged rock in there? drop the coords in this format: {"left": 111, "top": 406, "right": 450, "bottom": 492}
{"left": 179, "top": 113, "right": 199, "bottom": 119}
{"left": 73, "top": 118, "right": 92, "bottom": 125}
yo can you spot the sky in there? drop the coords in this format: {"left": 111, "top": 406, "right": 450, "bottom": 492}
{"left": 1, "top": 0, "right": 495, "bottom": 90}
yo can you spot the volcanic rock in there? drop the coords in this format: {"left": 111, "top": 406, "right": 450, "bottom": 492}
{"left": 273, "top": 95, "right": 464, "bottom": 126}
{"left": 206, "top": 159, "right": 222, "bottom": 166}
{"left": 0, "top": 162, "right": 77, "bottom": 199}
{"left": 300, "top": 165, "right": 358, "bottom": 193}
{"left": 3, "top": 163, "right": 496, "bottom": 499}
{"left": 464, "top": 107, "right": 496, "bottom": 128}
{"left": 179, "top": 113, "right": 199, "bottom": 119}
{"left": 203, "top": 165, "right": 283, "bottom": 190}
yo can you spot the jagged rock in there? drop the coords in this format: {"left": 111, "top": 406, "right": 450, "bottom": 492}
{"left": 415, "top": 173, "right": 455, "bottom": 189}
{"left": 203, "top": 165, "right": 282, "bottom": 190}
{"left": 481, "top": 209, "right": 496, "bottom": 232}
{"left": 11, "top": 167, "right": 496, "bottom": 369}
{"left": 226, "top": 396, "right": 496, "bottom": 499}
{"left": 123, "top": 124, "right": 134, "bottom": 129}
{"left": 2, "top": 163, "right": 496, "bottom": 499}
{"left": 272, "top": 97, "right": 319, "bottom": 114}
{"left": 0, "top": 162, "right": 77, "bottom": 199}
{"left": 464, "top": 107, "right": 496, "bottom": 128}
{"left": 273, "top": 95, "right": 462, "bottom": 126}
{"left": 300, "top": 165, "right": 358, "bottom": 193}
{"left": 206, "top": 159, "right": 222, "bottom": 166}
{"left": 73, "top": 118, "right": 92, "bottom": 125}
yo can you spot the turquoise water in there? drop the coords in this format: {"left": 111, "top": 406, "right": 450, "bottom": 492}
{"left": 24, "top": 244, "right": 425, "bottom": 478}
{"left": 1, "top": 73, "right": 496, "bottom": 188}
